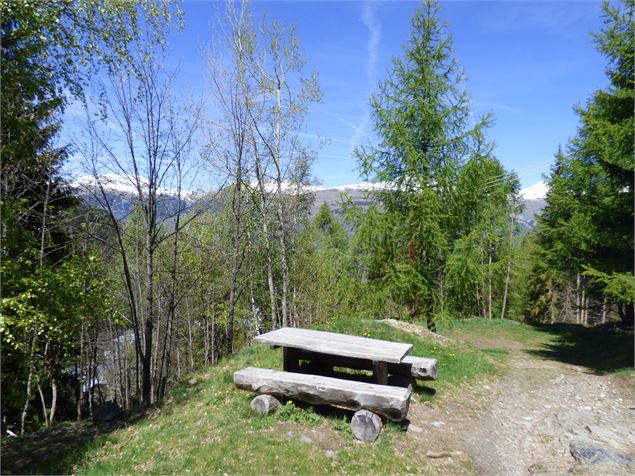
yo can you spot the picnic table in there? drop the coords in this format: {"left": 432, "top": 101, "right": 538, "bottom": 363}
{"left": 253, "top": 327, "right": 413, "bottom": 385}
{"left": 234, "top": 326, "right": 439, "bottom": 441}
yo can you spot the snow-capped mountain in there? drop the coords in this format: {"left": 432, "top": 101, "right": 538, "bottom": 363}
{"left": 311, "top": 180, "right": 549, "bottom": 230}
{"left": 73, "top": 173, "right": 196, "bottom": 201}
{"left": 71, "top": 173, "right": 549, "bottom": 230}
{"left": 71, "top": 173, "right": 196, "bottom": 221}
{"left": 517, "top": 181, "right": 548, "bottom": 229}
{"left": 520, "top": 180, "right": 548, "bottom": 200}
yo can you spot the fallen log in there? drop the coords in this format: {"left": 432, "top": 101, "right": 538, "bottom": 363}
{"left": 234, "top": 367, "right": 411, "bottom": 421}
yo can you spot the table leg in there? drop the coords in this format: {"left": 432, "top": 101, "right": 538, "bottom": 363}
{"left": 283, "top": 347, "right": 300, "bottom": 372}
{"left": 372, "top": 361, "right": 388, "bottom": 385}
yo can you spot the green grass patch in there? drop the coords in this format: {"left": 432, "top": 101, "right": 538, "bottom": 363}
{"left": 439, "top": 318, "right": 548, "bottom": 346}
{"left": 481, "top": 347, "right": 511, "bottom": 359}
{"left": 527, "top": 323, "right": 634, "bottom": 376}
{"left": 4, "top": 319, "right": 499, "bottom": 475}
{"left": 440, "top": 318, "right": 634, "bottom": 376}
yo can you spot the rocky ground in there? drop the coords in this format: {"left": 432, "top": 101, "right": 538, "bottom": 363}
{"left": 406, "top": 328, "right": 635, "bottom": 475}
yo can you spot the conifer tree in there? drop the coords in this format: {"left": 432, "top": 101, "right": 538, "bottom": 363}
{"left": 355, "top": 0, "right": 503, "bottom": 327}
{"left": 534, "top": 0, "right": 634, "bottom": 325}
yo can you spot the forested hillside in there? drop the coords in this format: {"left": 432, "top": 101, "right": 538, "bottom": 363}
{"left": 1, "top": 0, "right": 632, "bottom": 445}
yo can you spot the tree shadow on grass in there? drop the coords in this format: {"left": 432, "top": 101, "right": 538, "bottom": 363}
{"left": 526, "top": 323, "right": 634, "bottom": 375}
{"left": 0, "top": 376, "right": 212, "bottom": 475}
{"left": 0, "top": 417, "right": 136, "bottom": 475}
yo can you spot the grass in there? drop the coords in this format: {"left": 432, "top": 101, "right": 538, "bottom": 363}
{"left": 527, "top": 322, "right": 634, "bottom": 376}
{"left": 2, "top": 318, "right": 498, "bottom": 475}
{"left": 440, "top": 318, "right": 633, "bottom": 376}
{"left": 71, "top": 319, "right": 494, "bottom": 475}
{"left": 439, "top": 318, "right": 548, "bottom": 347}
{"left": 5, "top": 318, "right": 630, "bottom": 474}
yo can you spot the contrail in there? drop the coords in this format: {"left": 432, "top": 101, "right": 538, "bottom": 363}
{"left": 350, "top": 1, "right": 382, "bottom": 154}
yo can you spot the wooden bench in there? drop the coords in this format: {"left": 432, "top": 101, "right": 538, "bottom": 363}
{"left": 292, "top": 350, "right": 438, "bottom": 381}
{"left": 234, "top": 367, "right": 412, "bottom": 421}
{"left": 254, "top": 327, "right": 413, "bottom": 385}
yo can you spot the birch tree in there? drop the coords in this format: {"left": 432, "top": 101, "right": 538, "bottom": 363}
{"left": 77, "top": 28, "right": 205, "bottom": 407}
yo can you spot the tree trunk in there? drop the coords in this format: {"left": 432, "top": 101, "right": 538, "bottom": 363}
{"left": 581, "top": 286, "right": 587, "bottom": 326}
{"left": 49, "top": 376, "right": 57, "bottom": 425}
{"left": 204, "top": 311, "right": 210, "bottom": 366}
{"left": 20, "top": 333, "right": 37, "bottom": 434}
{"left": 272, "top": 85, "right": 290, "bottom": 329}
{"left": 253, "top": 140, "right": 279, "bottom": 330}
{"left": 601, "top": 295, "right": 608, "bottom": 324}
{"left": 36, "top": 379, "right": 49, "bottom": 427}
{"left": 575, "top": 270, "right": 581, "bottom": 324}
{"left": 187, "top": 311, "right": 194, "bottom": 372}
{"left": 142, "top": 219, "right": 155, "bottom": 407}
{"left": 211, "top": 315, "right": 216, "bottom": 365}
{"left": 228, "top": 191, "right": 241, "bottom": 353}
{"left": 500, "top": 215, "right": 514, "bottom": 320}
{"left": 487, "top": 242, "right": 493, "bottom": 320}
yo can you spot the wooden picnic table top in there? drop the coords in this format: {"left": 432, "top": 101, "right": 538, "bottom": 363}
{"left": 254, "top": 327, "right": 412, "bottom": 364}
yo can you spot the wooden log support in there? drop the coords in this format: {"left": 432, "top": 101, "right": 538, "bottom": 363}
{"left": 283, "top": 347, "right": 300, "bottom": 372}
{"left": 234, "top": 367, "right": 411, "bottom": 421}
{"left": 351, "top": 410, "right": 383, "bottom": 443}
{"left": 250, "top": 395, "right": 281, "bottom": 415}
{"left": 400, "top": 356, "right": 438, "bottom": 380}
{"left": 293, "top": 350, "right": 437, "bottom": 381}
{"left": 372, "top": 360, "right": 388, "bottom": 385}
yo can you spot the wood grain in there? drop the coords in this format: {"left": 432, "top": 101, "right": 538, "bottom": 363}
{"left": 234, "top": 367, "right": 411, "bottom": 421}
{"left": 254, "top": 327, "right": 412, "bottom": 364}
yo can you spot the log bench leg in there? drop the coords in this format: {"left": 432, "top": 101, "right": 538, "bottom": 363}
{"left": 283, "top": 347, "right": 300, "bottom": 372}
{"left": 372, "top": 361, "right": 388, "bottom": 385}
{"left": 351, "top": 409, "right": 383, "bottom": 443}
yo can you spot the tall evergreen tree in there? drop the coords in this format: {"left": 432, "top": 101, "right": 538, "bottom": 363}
{"left": 534, "top": 0, "right": 634, "bottom": 325}
{"left": 355, "top": 0, "right": 511, "bottom": 327}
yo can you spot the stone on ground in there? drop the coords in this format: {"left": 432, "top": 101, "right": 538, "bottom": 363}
{"left": 569, "top": 439, "right": 635, "bottom": 466}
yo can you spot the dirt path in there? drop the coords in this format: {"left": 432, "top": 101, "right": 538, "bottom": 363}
{"left": 407, "top": 331, "right": 635, "bottom": 475}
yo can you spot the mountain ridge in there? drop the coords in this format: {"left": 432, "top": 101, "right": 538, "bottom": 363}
{"left": 70, "top": 174, "right": 547, "bottom": 228}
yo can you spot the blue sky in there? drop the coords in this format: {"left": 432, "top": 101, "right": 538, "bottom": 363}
{"left": 67, "top": 1, "right": 608, "bottom": 189}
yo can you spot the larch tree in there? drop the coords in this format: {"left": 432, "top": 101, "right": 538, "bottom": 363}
{"left": 355, "top": 0, "right": 514, "bottom": 327}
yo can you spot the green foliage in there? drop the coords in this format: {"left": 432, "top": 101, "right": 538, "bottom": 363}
{"left": 532, "top": 0, "right": 634, "bottom": 325}
{"left": 292, "top": 204, "right": 351, "bottom": 323}
{"left": 0, "top": 0, "right": 178, "bottom": 431}
{"left": 583, "top": 266, "right": 635, "bottom": 305}
{"left": 313, "top": 202, "right": 348, "bottom": 251}
{"left": 1, "top": 247, "right": 112, "bottom": 430}
{"left": 350, "top": 0, "right": 518, "bottom": 325}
